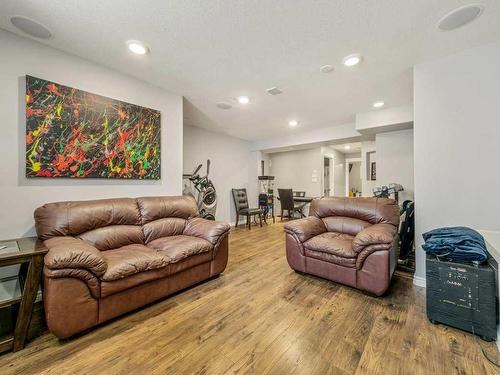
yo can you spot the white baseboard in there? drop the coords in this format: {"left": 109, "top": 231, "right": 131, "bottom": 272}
{"left": 413, "top": 275, "right": 426, "bottom": 288}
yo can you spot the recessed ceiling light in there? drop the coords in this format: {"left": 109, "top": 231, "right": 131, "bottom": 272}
{"left": 320, "top": 65, "right": 334, "bottom": 73}
{"left": 342, "top": 54, "right": 362, "bottom": 67}
{"left": 216, "top": 102, "right": 232, "bottom": 110}
{"left": 237, "top": 96, "right": 250, "bottom": 104}
{"left": 10, "top": 16, "right": 51, "bottom": 39}
{"left": 126, "top": 40, "right": 149, "bottom": 55}
{"left": 288, "top": 120, "right": 298, "bottom": 127}
{"left": 344, "top": 145, "right": 351, "bottom": 150}
{"left": 437, "top": 4, "right": 483, "bottom": 31}
{"left": 373, "top": 101, "right": 385, "bottom": 108}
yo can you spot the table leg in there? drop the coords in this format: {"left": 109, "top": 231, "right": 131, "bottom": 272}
{"left": 13, "top": 255, "right": 44, "bottom": 352}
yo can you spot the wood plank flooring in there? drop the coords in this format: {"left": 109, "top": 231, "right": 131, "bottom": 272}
{"left": 0, "top": 222, "right": 498, "bottom": 374}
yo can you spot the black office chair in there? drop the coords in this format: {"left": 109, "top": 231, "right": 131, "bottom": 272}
{"left": 232, "top": 188, "right": 262, "bottom": 229}
{"left": 278, "top": 188, "right": 304, "bottom": 220}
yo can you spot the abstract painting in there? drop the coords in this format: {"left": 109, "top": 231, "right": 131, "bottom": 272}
{"left": 25, "top": 75, "right": 161, "bottom": 179}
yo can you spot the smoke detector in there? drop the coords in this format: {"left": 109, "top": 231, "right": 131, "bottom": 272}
{"left": 216, "top": 102, "right": 232, "bottom": 110}
{"left": 266, "top": 87, "right": 283, "bottom": 96}
{"left": 320, "top": 65, "right": 334, "bottom": 73}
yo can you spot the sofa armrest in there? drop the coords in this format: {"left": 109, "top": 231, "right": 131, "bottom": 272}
{"left": 183, "top": 217, "right": 230, "bottom": 245}
{"left": 284, "top": 217, "right": 326, "bottom": 243}
{"left": 43, "top": 237, "right": 107, "bottom": 277}
{"left": 352, "top": 224, "right": 397, "bottom": 253}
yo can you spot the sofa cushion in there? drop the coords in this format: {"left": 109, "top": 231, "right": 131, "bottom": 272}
{"left": 321, "top": 217, "right": 371, "bottom": 237}
{"left": 136, "top": 196, "right": 198, "bottom": 225}
{"left": 77, "top": 225, "right": 144, "bottom": 251}
{"left": 100, "top": 265, "right": 171, "bottom": 297}
{"left": 142, "top": 217, "right": 187, "bottom": 243}
{"left": 147, "top": 235, "right": 213, "bottom": 263}
{"left": 35, "top": 198, "right": 141, "bottom": 240}
{"left": 100, "top": 244, "right": 168, "bottom": 281}
{"left": 304, "top": 232, "right": 357, "bottom": 258}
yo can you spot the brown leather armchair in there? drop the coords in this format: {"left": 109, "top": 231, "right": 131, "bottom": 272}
{"left": 35, "top": 196, "right": 230, "bottom": 339}
{"left": 284, "top": 197, "right": 400, "bottom": 296}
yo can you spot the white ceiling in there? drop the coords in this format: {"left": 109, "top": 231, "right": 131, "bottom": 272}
{"left": 1, "top": 1, "right": 500, "bottom": 141}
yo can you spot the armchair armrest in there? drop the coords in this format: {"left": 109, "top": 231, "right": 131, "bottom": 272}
{"left": 352, "top": 224, "right": 397, "bottom": 253}
{"left": 284, "top": 217, "right": 326, "bottom": 243}
{"left": 43, "top": 237, "right": 107, "bottom": 277}
{"left": 183, "top": 217, "right": 230, "bottom": 245}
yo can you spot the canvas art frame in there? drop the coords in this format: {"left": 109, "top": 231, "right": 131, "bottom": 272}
{"left": 25, "top": 75, "right": 161, "bottom": 179}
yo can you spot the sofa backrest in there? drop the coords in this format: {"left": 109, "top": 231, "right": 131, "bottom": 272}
{"left": 309, "top": 197, "right": 399, "bottom": 236}
{"left": 137, "top": 196, "right": 198, "bottom": 243}
{"left": 34, "top": 196, "right": 198, "bottom": 249}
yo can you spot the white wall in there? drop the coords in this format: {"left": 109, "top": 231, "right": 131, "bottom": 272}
{"left": 183, "top": 125, "right": 258, "bottom": 225}
{"left": 414, "top": 41, "right": 500, "bottom": 280}
{"left": 376, "top": 129, "right": 414, "bottom": 202}
{"left": 253, "top": 122, "right": 359, "bottom": 152}
{"left": 356, "top": 105, "right": 413, "bottom": 134}
{"left": 321, "top": 146, "right": 346, "bottom": 197}
{"left": 269, "top": 148, "right": 322, "bottom": 201}
{"left": 0, "top": 30, "right": 183, "bottom": 239}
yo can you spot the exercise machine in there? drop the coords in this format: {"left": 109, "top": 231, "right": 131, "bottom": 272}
{"left": 372, "top": 183, "right": 404, "bottom": 203}
{"left": 373, "top": 184, "right": 415, "bottom": 272}
{"left": 182, "top": 160, "right": 217, "bottom": 220}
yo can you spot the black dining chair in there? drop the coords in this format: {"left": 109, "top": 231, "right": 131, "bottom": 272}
{"left": 293, "top": 191, "right": 307, "bottom": 216}
{"left": 232, "top": 188, "right": 263, "bottom": 230}
{"left": 278, "top": 188, "right": 304, "bottom": 220}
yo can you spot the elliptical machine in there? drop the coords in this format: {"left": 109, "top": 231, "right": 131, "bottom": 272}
{"left": 182, "top": 160, "right": 217, "bottom": 220}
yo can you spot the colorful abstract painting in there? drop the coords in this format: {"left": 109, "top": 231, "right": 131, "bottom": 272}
{"left": 25, "top": 75, "right": 161, "bottom": 179}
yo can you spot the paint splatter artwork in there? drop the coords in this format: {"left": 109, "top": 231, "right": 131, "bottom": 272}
{"left": 25, "top": 75, "right": 161, "bottom": 179}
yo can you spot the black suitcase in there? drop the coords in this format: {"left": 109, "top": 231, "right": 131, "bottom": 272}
{"left": 426, "top": 254, "right": 498, "bottom": 341}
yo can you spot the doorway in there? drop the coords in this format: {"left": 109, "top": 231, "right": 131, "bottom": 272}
{"left": 323, "top": 156, "right": 333, "bottom": 197}
{"left": 345, "top": 159, "right": 362, "bottom": 196}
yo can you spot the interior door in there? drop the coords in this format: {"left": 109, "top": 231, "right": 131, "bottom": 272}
{"left": 324, "top": 157, "right": 330, "bottom": 196}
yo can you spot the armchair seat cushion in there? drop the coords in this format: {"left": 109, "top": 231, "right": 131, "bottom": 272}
{"left": 304, "top": 249, "right": 357, "bottom": 268}
{"left": 100, "top": 244, "right": 168, "bottom": 281}
{"left": 304, "top": 232, "right": 357, "bottom": 258}
{"left": 147, "top": 235, "right": 213, "bottom": 263}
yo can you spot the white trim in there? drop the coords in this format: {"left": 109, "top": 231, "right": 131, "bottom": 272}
{"left": 345, "top": 157, "right": 362, "bottom": 163}
{"left": 413, "top": 275, "right": 426, "bottom": 288}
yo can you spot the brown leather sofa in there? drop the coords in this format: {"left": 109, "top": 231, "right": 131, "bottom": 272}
{"left": 284, "top": 197, "right": 400, "bottom": 296}
{"left": 34, "top": 196, "right": 230, "bottom": 339}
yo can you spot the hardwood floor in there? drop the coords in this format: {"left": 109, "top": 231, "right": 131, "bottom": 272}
{"left": 0, "top": 223, "right": 497, "bottom": 374}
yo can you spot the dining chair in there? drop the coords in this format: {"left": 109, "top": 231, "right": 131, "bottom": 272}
{"left": 231, "top": 188, "right": 263, "bottom": 229}
{"left": 278, "top": 188, "right": 304, "bottom": 220}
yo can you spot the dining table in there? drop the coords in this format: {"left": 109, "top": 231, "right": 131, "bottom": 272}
{"left": 292, "top": 196, "right": 314, "bottom": 203}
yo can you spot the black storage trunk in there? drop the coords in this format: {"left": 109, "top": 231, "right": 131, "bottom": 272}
{"left": 426, "top": 254, "right": 498, "bottom": 341}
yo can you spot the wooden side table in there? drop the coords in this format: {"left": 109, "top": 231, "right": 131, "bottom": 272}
{"left": 0, "top": 237, "right": 47, "bottom": 353}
